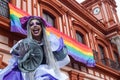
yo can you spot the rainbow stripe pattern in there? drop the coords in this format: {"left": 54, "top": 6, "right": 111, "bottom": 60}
{"left": 9, "top": 3, "right": 29, "bottom": 34}
{"left": 9, "top": 3, "right": 95, "bottom": 67}
{"left": 46, "top": 27, "right": 95, "bottom": 67}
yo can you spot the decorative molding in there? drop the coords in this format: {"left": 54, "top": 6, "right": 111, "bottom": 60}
{"left": 0, "top": 48, "right": 10, "bottom": 54}
{"left": 0, "top": 16, "right": 10, "bottom": 30}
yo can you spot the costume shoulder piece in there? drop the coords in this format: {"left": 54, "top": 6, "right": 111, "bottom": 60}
{"left": 53, "top": 46, "right": 68, "bottom": 61}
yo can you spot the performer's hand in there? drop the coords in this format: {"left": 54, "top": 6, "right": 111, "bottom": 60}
{"left": 18, "top": 49, "right": 33, "bottom": 63}
{"left": 19, "top": 42, "right": 29, "bottom": 57}
{"left": 13, "top": 42, "right": 30, "bottom": 57}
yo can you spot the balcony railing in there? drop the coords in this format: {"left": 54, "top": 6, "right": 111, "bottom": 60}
{"left": 101, "top": 58, "right": 120, "bottom": 70}
{"left": 0, "top": 0, "right": 9, "bottom": 18}
{"left": 93, "top": 50, "right": 120, "bottom": 71}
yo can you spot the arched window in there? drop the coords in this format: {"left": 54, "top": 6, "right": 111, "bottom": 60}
{"left": 98, "top": 44, "right": 106, "bottom": 65}
{"left": 113, "top": 51, "right": 119, "bottom": 64}
{"left": 0, "top": 0, "right": 9, "bottom": 18}
{"left": 76, "top": 31, "right": 85, "bottom": 44}
{"left": 43, "top": 11, "right": 55, "bottom": 27}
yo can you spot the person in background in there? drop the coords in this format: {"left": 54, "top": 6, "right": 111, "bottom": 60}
{"left": 0, "top": 16, "right": 70, "bottom": 80}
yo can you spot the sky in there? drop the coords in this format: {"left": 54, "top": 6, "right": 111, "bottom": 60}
{"left": 76, "top": 0, "right": 120, "bottom": 20}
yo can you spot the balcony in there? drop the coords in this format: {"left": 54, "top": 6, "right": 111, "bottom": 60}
{"left": 107, "top": 58, "right": 120, "bottom": 70}
{"left": 0, "top": 0, "right": 10, "bottom": 18}
{"left": 93, "top": 50, "right": 120, "bottom": 71}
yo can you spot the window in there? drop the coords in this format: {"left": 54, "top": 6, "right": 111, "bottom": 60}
{"left": 76, "top": 31, "right": 84, "bottom": 44}
{"left": 0, "top": 0, "right": 10, "bottom": 18}
{"left": 113, "top": 51, "right": 119, "bottom": 64}
{"left": 43, "top": 12, "right": 55, "bottom": 27}
{"left": 98, "top": 44, "right": 106, "bottom": 65}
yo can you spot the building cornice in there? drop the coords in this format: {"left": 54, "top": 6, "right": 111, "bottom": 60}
{"left": 59, "top": 0, "right": 107, "bottom": 34}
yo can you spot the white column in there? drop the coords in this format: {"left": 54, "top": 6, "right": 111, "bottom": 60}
{"left": 111, "top": 35, "right": 120, "bottom": 55}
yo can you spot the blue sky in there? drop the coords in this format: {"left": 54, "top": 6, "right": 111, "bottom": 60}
{"left": 76, "top": 0, "right": 120, "bottom": 21}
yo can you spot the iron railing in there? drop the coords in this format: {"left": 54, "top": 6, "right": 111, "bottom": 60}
{"left": 0, "top": 0, "right": 10, "bottom": 18}
{"left": 106, "top": 58, "right": 120, "bottom": 70}
{"left": 93, "top": 50, "right": 120, "bottom": 71}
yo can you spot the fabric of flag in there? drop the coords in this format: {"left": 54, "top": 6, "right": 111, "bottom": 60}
{"left": 46, "top": 27, "right": 95, "bottom": 67}
{"left": 9, "top": 3, "right": 29, "bottom": 35}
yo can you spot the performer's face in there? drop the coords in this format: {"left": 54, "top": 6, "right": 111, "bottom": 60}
{"left": 29, "top": 19, "right": 42, "bottom": 37}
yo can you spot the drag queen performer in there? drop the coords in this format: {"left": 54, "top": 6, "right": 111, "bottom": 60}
{"left": 0, "top": 16, "right": 70, "bottom": 80}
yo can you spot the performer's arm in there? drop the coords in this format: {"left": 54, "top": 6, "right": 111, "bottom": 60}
{"left": 56, "top": 55, "right": 70, "bottom": 68}
{"left": 53, "top": 39, "right": 70, "bottom": 68}
{"left": 10, "top": 39, "right": 29, "bottom": 57}
{"left": 10, "top": 40, "right": 22, "bottom": 55}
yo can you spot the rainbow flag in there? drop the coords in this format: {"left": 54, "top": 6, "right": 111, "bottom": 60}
{"left": 9, "top": 3, "right": 95, "bottom": 67}
{"left": 9, "top": 3, "right": 29, "bottom": 34}
{"left": 46, "top": 27, "right": 95, "bottom": 67}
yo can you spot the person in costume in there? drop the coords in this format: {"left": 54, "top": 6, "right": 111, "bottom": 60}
{"left": 0, "top": 16, "right": 70, "bottom": 80}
